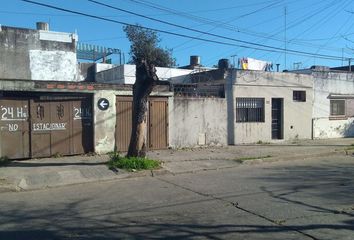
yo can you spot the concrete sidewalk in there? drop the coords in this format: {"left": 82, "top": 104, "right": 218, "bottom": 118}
{"left": 0, "top": 138, "right": 353, "bottom": 192}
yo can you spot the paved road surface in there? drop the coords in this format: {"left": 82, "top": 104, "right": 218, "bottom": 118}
{"left": 1, "top": 155, "right": 353, "bottom": 239}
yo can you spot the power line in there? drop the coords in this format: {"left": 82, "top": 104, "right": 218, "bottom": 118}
{"left": 124, "top": 0, "right": 349, "bottom": 55}
{"left": 125, "top": 0, "right": 283, "bottom": 52}
{"left": 21, "top": 0, "right": 347, "bottom": 61}
{"left": 87, "top": 0, "right": 347, "bottom": 60}
{"left": 88, "top": 0, "right": 289, "bottom": 53}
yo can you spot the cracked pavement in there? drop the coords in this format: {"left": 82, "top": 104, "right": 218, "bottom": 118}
{"left": 0, "top": 154, "right": 354, "bottom": 239}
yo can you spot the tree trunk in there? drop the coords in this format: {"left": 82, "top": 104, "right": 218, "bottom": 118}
{"left": 127, "top": 59, "right": 158, "bottom": 157}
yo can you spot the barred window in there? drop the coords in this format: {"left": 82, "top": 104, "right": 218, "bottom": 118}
{"left": 330, "top": 100, "right": 345, "bottom": 116}
{"left": 236, "top": 98, "right": 265, "bottom": 122}
{"left": 293, "top": 91, "right": 306, "bottom": 102}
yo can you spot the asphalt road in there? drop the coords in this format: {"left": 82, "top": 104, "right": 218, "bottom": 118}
{"left": 1, "top": 155, "right": 354, "bottom": 240}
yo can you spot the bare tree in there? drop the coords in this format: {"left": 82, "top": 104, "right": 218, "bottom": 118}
{"left": 124, "top": 25, "right": 175, "bottom": 157}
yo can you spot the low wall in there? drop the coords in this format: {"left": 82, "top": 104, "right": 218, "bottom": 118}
{"left": 93, "top": 91, "right": 117, "bottom": 154}
{"left": 170, "top": 97, "right": 227, "bottom": 148}
{"left": 313, "top": 117, "right": 354, "bottom": 139}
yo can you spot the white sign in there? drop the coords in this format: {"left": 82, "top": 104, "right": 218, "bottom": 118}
{"left": 33, "top": 122, "right": 67, "bottom": 131}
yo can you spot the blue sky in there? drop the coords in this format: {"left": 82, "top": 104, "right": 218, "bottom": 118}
{"left": 2, "top": 0, "right": 354, "bottom": 70}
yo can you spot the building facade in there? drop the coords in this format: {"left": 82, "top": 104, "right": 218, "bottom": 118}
{"left": 312, "top": 69, "right": 354, "bottom": 138}
{"left": 227, "top": 70, "right": 313, "bottom": 144}
{"left": 0, "top": 23, "right": 172, "bottom": 159}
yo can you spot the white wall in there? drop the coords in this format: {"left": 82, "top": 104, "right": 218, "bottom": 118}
{"left": 313, "top": 117, "right": 354, "bottom": 138}
{"left": 95, "top": 64, "right": 193, "bottom": 84}
{"left": 313, "top": 71, "right": 354, "bottom": 118}
{"left": 93, "top": 90, "right": 117, "bottom": 154}
{"left": 95, "top": 63, "right": 116, "bottom": 73}
{"left": 156, "top": 67, "right": 193, "bottom": 83}
{"left": 231, "top": 70, "right": 313, "bottom": 144}
{"left": 29, "top": 50, "right": 78, "bottom": 81}
{"left": 313, "top": 71, "right": 354, "bottom": 138}
{"left": 169, "top": 98, "right": 228, "bottom": 148}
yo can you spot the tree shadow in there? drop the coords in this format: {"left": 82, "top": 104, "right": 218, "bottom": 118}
{"left": 6, "top": 161, "right": 108, "bottom": 168}
{"left": 249, "top": 161, "right": 354, "bottom": 236}
{"left": 1, "top": 186, "right": 354, "bottom": 240}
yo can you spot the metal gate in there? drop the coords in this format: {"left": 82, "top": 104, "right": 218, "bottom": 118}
{"left": 115, "top": 96, "right": 168, "bottom": 152}
{"left": 71, "top": 99, "right": 93, "bottom": 154}
{"left": 271, "top": 98, "right": 283, "bottom": 140}
{"left": 0, "top": 96, "right": 93, "bottom": 159}
{"left": 31, "top": 98, "right": 93, "bottom": 158}
{"left": 0, "top": 99, "right": 30, "bottom": 159}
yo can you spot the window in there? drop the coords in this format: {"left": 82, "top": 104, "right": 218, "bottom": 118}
{"left": 293, "top": 91, "right": 306, "bottom": 102}
{"left": 236, "top": 98, "right": 264, "bottom": 122}
{"left": 330, "top": 100, "right": 345, "bottom": 116}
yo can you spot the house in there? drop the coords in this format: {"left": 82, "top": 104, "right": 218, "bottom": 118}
{"left": 178, "top": 61, "right": 313, "bottom": 146}
{"left": 227, "top": 69, "right": 313, "bottom": 144}
{"left": 0, "top": 23, "right": 172, "bottom": 159}
{"left": 0, "top": 22, "right": 79, "bottom": 81}
{"left": 2, "top": 22, "right": 352, "bottom": 160}
{"left": 296, "top": 66, "right": 354, "bottom": 138}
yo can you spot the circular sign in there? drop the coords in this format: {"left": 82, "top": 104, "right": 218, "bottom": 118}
{"left": 97, "top": 98, "right": 109, "bottom": 111}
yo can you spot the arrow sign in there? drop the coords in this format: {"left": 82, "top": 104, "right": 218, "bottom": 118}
{"left": 97, "top": 98, "right": 109, "bottom": 111}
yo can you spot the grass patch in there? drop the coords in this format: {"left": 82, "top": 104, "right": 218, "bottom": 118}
{"left": 234, "top": 155, "right": 272, "bottom": 163}
{"left": 342, "top": 144, "right": 354, "bottom": 151}
{"left": 256, "top": 140, "right": 271, "bottom": 145}
{"left": 107, "top": 152, "right": 160, "bottom": 171}
{"left": 0, "top": 156, "right": 10, "bottom": 166}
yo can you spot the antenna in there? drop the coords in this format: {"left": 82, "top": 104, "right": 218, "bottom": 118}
{"left": 230, "top": 54, "right": 237, "bottom": 68}
{"left": 284, "top": 6, "right": 287, "bottom": 70}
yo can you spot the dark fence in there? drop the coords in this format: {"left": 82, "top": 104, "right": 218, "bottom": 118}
{"left": 171, "top": 83, "right": 225, "bottom": 98}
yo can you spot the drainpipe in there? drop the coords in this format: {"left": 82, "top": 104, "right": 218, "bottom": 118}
{"left": 349, "top": 58, "right": 352, "bottom": 72}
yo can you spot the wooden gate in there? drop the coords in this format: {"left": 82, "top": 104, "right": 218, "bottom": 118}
{"left": 71, "top": 99, "right": 93, "bottom": 154}
{"left": 0, "top": 99, "right": 30, "bottom": 159}
{"left": 115, "top": 96, "right": 133, "bottom": 152}
{"left": 30, "top": 98, "right": 93, "bottom": 158}
{"left": 0, "top": 95, "right": 93, "bottom": 159}
{"left": 115, "top": 96, "right": 168, "bottom": 152}
{"left": 148, "top": 97, "right": 169, "bottom": 150}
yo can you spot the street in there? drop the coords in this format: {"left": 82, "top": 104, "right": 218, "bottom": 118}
{"left": 1, "top": 155, "right": 354, "bottom": 240}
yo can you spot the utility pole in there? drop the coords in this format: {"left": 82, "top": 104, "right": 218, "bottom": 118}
{"left": 293, "top": 62, "right": 302, "bottom": 70}
{"left": 349, "top": 58, "right": 352, "bottom": 72}
{"left": 231, "top": 54, "right": 237, "bottom": 68}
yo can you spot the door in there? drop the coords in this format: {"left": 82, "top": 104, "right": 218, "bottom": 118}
{"left": 271, "top": 98, "right": 283, "bottom": 140}
{"left": 0, "top": 99, "right": 30, "bottom": 159}
{"left": 148, "top": 98, "right": 168, "bottom": 149}
{"left": 115, "top": 96, "right": 133, "bottom": 152}
{"left": 30, "top": 100, "right": 53, "bottom": 158}
{"left": 72, "top": 99, "right": 93, "bottom": 154}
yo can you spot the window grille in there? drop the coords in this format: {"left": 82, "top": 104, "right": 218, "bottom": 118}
{"left": 293, "top": 91, "right": 306, "bottom": 102}
{"left": 236, "top": 98, "right": 265, "bottom": 122}
{"left": 330, "top": 100, "right": 345, "bottom": 116}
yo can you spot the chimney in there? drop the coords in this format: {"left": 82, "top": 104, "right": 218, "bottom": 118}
{"left": 36, "top": 22, "right": 49, "bottom": 31}
{"left": 218, "top": 58, "right": 230, "bottom": 70}
{"left": 190, "top": 55, "right": 200, "bottom": 66}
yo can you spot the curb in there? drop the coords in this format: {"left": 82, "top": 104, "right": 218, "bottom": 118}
{"left": 0, "top": 150, "right": 350, "bottom": 193}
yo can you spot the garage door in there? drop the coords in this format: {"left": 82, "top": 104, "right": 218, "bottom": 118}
{"left": 30, "top": 98, "right": 93, "bottom": 158}
{"left": 0, "top": 99, "right": 30, "bottom": 159}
